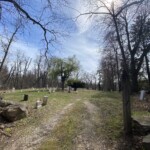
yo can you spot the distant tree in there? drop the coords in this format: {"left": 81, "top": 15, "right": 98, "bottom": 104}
{"left": 100, "top": 49, "right": 118, "bottom": 91}
{"left": 48, "top": 56, "right": 79, "bottom": 91}
{"left": 0, "top": 23, "right": 20, "bottom": 73}
{"left": 67, "top": 79, "right": 85, "bottom": 91}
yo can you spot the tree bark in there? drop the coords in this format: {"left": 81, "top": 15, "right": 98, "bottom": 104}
{"left": 122, "top": 69, "right": 132, "bottom": 136}
{"left": 61, "top": 77, "right": 65, "bottom": 91}
{"left": 145, "top": 55, "right": 150, "bottom": 87}
{"left": 130, "top": 56, "right": 139, "bottom": 93}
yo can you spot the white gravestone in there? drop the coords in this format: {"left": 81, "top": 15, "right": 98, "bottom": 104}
{"left": 12, "top": 87, "right": 15, "bottom": 92}
{"left": 140, "top": 90, "right": 145, "bottom": 100}
{"left": 35, "top": 100, "right": 42, "bottom": 109}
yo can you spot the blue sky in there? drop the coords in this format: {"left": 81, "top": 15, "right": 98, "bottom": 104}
{"left": 1, "top": 0, "right": 101, "bottom": 73}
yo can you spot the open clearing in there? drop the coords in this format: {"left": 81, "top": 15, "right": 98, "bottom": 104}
{"left": 0, "top": 89, "right": 144, "bottom": 149}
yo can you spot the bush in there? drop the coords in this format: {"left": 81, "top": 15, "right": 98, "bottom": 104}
{"left": 67, "top": 79, "right": 85, "bottom": 91}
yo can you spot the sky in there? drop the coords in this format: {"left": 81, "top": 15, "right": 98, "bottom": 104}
{"left": 0, "top": 0, "right": 103, "bottom": 73}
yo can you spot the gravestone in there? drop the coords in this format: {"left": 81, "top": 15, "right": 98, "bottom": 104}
{"left": 42, "top": 96, "right": 48, "bottom": 106}
{"left": 140, "top": 90, "right": 146, "bottom": 100}
{"left": 23, "top": 94, "right": 28, "bottom": 101}
{"left": 35, "top": 100, "right": 42, "bottom": 109}
{"left": 49, "top": 88, "right": 52, "bottom": 94}
{"left": 68, "top": 86, "right": 71, "bottom": 93}
{"left": 12, "top": 87, "right": 15, "bottom": 92}
{"left": 53, "top": 88, "right": 56, "bottom": 93}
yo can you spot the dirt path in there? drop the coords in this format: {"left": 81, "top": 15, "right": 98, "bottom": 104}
{"left": 74, "top": 101, "right": 108, "bottom": 150}
{"left": 2, "top": 103, "right": 74, "bottom": 150}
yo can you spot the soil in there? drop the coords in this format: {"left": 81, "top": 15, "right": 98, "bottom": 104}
{"left": 74, "top": 101, "right": 107, "bottom": 150}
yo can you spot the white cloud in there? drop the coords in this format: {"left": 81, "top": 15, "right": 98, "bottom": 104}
{"left": 57, "top": 33, "right": 100, "bottom": 73}
{"left": 10, "top": 40, "right": 39, "bottom": 59}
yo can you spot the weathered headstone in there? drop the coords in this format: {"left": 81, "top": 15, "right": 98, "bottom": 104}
{"left": 53, "top": 88, "right": 56, "bottom": 93}
{"left": 68, "top": 86, "right": 71, "bottom": 93}
{"left": 23, "top": 94, "right": 28, "bottom": 101}
{"left": 42, "top": 96, "right": 48, "bottom": 106}
{"left": 35, "top": 100, "right": 42, "bottom": 109}
{"left": 49, "top": 88, "right": 52, "bottom": 94}
{"left": 140, "top": 90, "right": 146, "bottom": 100}
{"left": 12, "top": 87, "right": 15, "bottom": 92}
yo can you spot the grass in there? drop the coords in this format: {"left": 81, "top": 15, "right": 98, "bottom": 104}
{"left": 39, "top": 91, "right": 123, "bottom": 150}
{"left": 90, "top": 92, "right": 123, "bottom": 141}
{"left": 2, "top": 89, "right": 143, "bottom": 149}
{"left": 39, "top": 102, "right": 87, "bottom": 150}
{"left": 1, "top": 89, "right": 97, "bottom": 136}
{"left": 1, "top": 89, "right": 78, "bottom": 135}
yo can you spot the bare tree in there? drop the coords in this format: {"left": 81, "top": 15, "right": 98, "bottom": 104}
{"left": 76, "top": 0, "right": 147, "bottom": 136}
{"left": 0, "top": 0, "right": 68, "bottom": 56}
{"left": 0, "top": 24, "right": 20, "bottom": 72}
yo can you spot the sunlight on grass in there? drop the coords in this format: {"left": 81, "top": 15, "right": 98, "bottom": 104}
{"left": 39, "top": 102, "right": 87, "bottom": 150}
{"left": 90, "top": 91, "right": 123, "bottom": 140}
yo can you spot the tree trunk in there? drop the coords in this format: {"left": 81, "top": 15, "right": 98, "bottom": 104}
{"left": 131, "top": 73, "right": 138, "bottom": 93}
{"left": 145, "top": 55, "right": 150, "bottom": 87}
{"left": 122, "top": 69, "right": 132, "bottom": 136}
{"left": 130, "top": 57, "right": 139, "bottom": 93}
{"left": 61, "top": 77, "right": 65, "bottom": 91}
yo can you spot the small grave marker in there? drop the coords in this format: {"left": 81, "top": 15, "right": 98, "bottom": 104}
{"left": 12, "top": 87, "right": 15, "bottom": 92}
{"left": 140, "top": 90, "right": 145, "bottom": 100}
{"left": 42, "top": 96, "right": 48, "bottom": 106}
{"left": 35, "top": 100, "right": 42, "bottom": 109}
{"left": 23, "top": 94, "right": 28, "bottom": 101}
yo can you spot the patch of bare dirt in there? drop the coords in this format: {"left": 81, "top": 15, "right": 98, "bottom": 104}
{"left": 74, "top": 101, "right": 113, "bottom": 150}
{"left": 2, "top": 103, "right": 74, "bottom": 150}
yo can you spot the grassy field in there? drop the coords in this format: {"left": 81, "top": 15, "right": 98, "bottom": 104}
{"left": 1, "top": 89, "right": 145, "bottom": 149}
{"left": 39, "top": 91, "right": 123, "bottom": 150}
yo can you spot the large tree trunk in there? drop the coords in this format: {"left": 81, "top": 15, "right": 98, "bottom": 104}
{"left": 131, "top": 71, "right": 139, "bottom": 93}
{"left": 145, "top": 55, "right": 150, "bottom": 87}
{"left": 130, "top": 57, "right": 139, "bottom": 93}
{"left": 122, "top": 70, "right": 132, "bottom": 136}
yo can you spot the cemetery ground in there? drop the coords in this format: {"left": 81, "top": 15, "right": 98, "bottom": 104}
{"left": 0, "top": 89, "right": 149, "bottom": 149}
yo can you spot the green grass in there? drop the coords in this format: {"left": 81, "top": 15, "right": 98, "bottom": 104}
{"left": 1, "top": 90, "right": 77, "bottom": 134}
{"left": 39, "top": 102, "right": 87, "bottom": 150}
{"left": 1, "top": 89, "right": 97, "bottom": 136}
{"left": 39, "top": 91, "right": 123, "bottom": 150}
{"left": 90, "top": 92, "right": 123, "bottom": 141}
{"left": 1, "top": 89, "right": 131, "bottom": 149}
